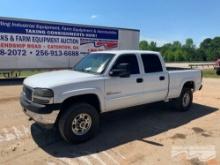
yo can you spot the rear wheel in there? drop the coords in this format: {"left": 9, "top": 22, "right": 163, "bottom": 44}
{"left": 173, "top": 88, "right": 193, "bottom": 111}
{"left": 58, "top": 103, "right": 100, "bottom": 143}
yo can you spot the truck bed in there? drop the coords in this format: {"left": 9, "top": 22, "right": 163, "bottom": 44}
{"left": 167, "top": 68, "right": 202, "bottom": 99}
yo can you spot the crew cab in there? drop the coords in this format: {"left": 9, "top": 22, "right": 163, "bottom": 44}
{"left": 20, "top": 50, "right": 203, "bottom": 143}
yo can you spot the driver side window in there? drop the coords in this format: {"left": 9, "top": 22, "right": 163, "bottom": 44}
{"left": 112, "top": 54, "right": 140, "bottom": 75}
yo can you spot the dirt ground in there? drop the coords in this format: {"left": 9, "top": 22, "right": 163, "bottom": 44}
{"left": 0, "top": 78, "right": 219, "bottom": 165}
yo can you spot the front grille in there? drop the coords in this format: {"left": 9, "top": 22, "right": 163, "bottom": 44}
{"left": 23, "top": 86, "right": 32, "bottom": 101}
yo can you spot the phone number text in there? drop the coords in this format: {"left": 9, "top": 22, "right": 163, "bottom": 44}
{"left": 0, "top": 49, "right": 79, "bottom": 56}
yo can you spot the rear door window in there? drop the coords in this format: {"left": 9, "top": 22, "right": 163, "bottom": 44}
{"left": 141, "top": 54, "right": 163, "bottom": 73}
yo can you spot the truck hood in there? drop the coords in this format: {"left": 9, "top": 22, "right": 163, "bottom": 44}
{"left": 24, "top": 70, "right": 99, "bottom": 88}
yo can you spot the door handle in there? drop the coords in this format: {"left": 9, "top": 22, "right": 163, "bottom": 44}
{"left": 159, "top": 76, "right": 165, "bottom": 81}
{"left": 136, "top": 78, "right": 143, "bottom": 83}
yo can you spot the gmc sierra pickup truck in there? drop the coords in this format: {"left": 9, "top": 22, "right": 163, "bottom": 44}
{"left": 20, "top": 50, "right": 203, "bottom": 143}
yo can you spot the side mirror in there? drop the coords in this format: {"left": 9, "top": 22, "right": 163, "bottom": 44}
{"left": 109, "top": 63, "right": 130, "bottom": 78}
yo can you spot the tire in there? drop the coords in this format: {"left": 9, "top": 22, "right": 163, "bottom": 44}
{"left": 58, "top": 103, "right": 100, "bottom": 143}
{"left": 174, "top": 88, "right": 193, "bottom": 111}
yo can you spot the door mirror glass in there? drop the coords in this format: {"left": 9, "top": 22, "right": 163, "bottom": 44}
{"left": 109, "top": 63, "right": 130, "bottom": 78}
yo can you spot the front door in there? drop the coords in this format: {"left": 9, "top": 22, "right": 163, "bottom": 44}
{"left": 105, "top": 54, "right": 143, "bottom": 111}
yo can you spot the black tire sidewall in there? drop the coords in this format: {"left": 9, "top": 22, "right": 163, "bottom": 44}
{"left": 59, "top": 103, "right": 100, "bottom": 143}
{"left": 176, "top": 88, "right": 193, "bottom": 111}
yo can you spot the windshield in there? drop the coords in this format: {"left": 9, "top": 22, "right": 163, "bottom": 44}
{"left": 73, "top": 53, "right": 115, "bottom": 74}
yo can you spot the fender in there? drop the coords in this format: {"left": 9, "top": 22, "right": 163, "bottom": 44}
{"left": 55, "top": 87, "right": 105, "bottom": 112}
{"left": 178, "top": 78, "right": 195, "bottom": 96}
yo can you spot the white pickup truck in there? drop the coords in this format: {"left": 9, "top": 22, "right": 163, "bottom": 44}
{"left": 20, "top": 50, "right": 203, "bottom": 143}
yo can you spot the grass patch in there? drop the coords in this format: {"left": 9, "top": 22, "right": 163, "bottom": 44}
{"left": 202, "top": 69, "right": 220, "bottom": 78}
{"left": 0, "top": 70, "right": 47, "bottom": 79}
{"left": 20, "top": 70, "right": 44, "bottom": 77}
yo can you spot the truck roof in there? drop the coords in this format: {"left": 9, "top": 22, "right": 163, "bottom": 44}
{"left": 92, "top": 50, "right": 160, "bottom": 55}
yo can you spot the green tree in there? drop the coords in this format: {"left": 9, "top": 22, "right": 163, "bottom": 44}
{"left": 139, "top": 36, "right": 220, "bottom": 62}
{"left": 149, "top": 41, "right": 157, "bottom": 51}
{"left": 211, "top": 37, "right": 220, "bottom": 60}
{"left": 167, "top": 52, "right": 175, "bottom": 61}
{"left": 139, "top": 40, "right": 149, "bottom": 50}
{"left": 175, "top": 49, "right": 185, "bottom": 61}
{"left": 183, "top": 38, "right": 196, "bottom": 61}
{"left": 200, "top": 38, "right": 215, "bottom": 61}
{"left": 172, "top": 41, "right": 182, "bottom": 49}
{"left": 185, "top": 38, "right": 194, "bottom": 49}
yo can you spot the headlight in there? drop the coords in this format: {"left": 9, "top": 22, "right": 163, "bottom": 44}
{"left": 33, "top": 88, "right": 54, "bottom": 97}
{"left": 32, "top": 88, "right": 54, "bottom": 104}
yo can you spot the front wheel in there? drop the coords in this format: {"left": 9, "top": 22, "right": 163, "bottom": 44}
{"left": 58, "top": 103, "right": 100, "bottom": 143}
{"left": 173, "top": 88, "right": 193, "bottom": 111}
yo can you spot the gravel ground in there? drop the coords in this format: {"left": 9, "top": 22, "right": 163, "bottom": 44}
{"left": 0, "top": 78, "right": 219, "bottom": 165}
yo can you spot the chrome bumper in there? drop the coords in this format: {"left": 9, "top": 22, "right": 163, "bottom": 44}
{"left": 20, "top": 94, "right": 61, "bottom": 127}
{"left": 23, "top": 108, "right": 59, "bottom": 126}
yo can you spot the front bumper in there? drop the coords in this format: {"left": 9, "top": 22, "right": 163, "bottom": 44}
{"left": 20, "top": 94, "right": 61, "bottom": 127}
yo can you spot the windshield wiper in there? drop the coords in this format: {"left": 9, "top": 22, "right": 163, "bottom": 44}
{"left": 83, "top": 70, "right": 97, "bottom": 74}
{"left": 74, "top": 68, "right": 97, "bottom": 74}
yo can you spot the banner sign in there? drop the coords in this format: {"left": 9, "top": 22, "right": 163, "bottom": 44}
{"left": 0, "top": 18, "right": 119, "bottom": 58}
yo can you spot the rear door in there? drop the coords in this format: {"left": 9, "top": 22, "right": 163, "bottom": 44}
{"left": 140, "top": 54, "right": 169, "bottom": 104}
{"left": 105, "top": 54, "right": 143, "bottom": 111}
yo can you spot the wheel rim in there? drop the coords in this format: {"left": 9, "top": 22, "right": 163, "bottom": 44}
{"left": 182, "top": 92, "right": 190, "bottom": 107}
{"left": 71, "top": 113, "right": 92, "bottom": 136}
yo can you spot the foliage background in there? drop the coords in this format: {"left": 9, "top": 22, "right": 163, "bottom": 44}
{"left": 139, "top": 37, "right": 220, "bottom": 62}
